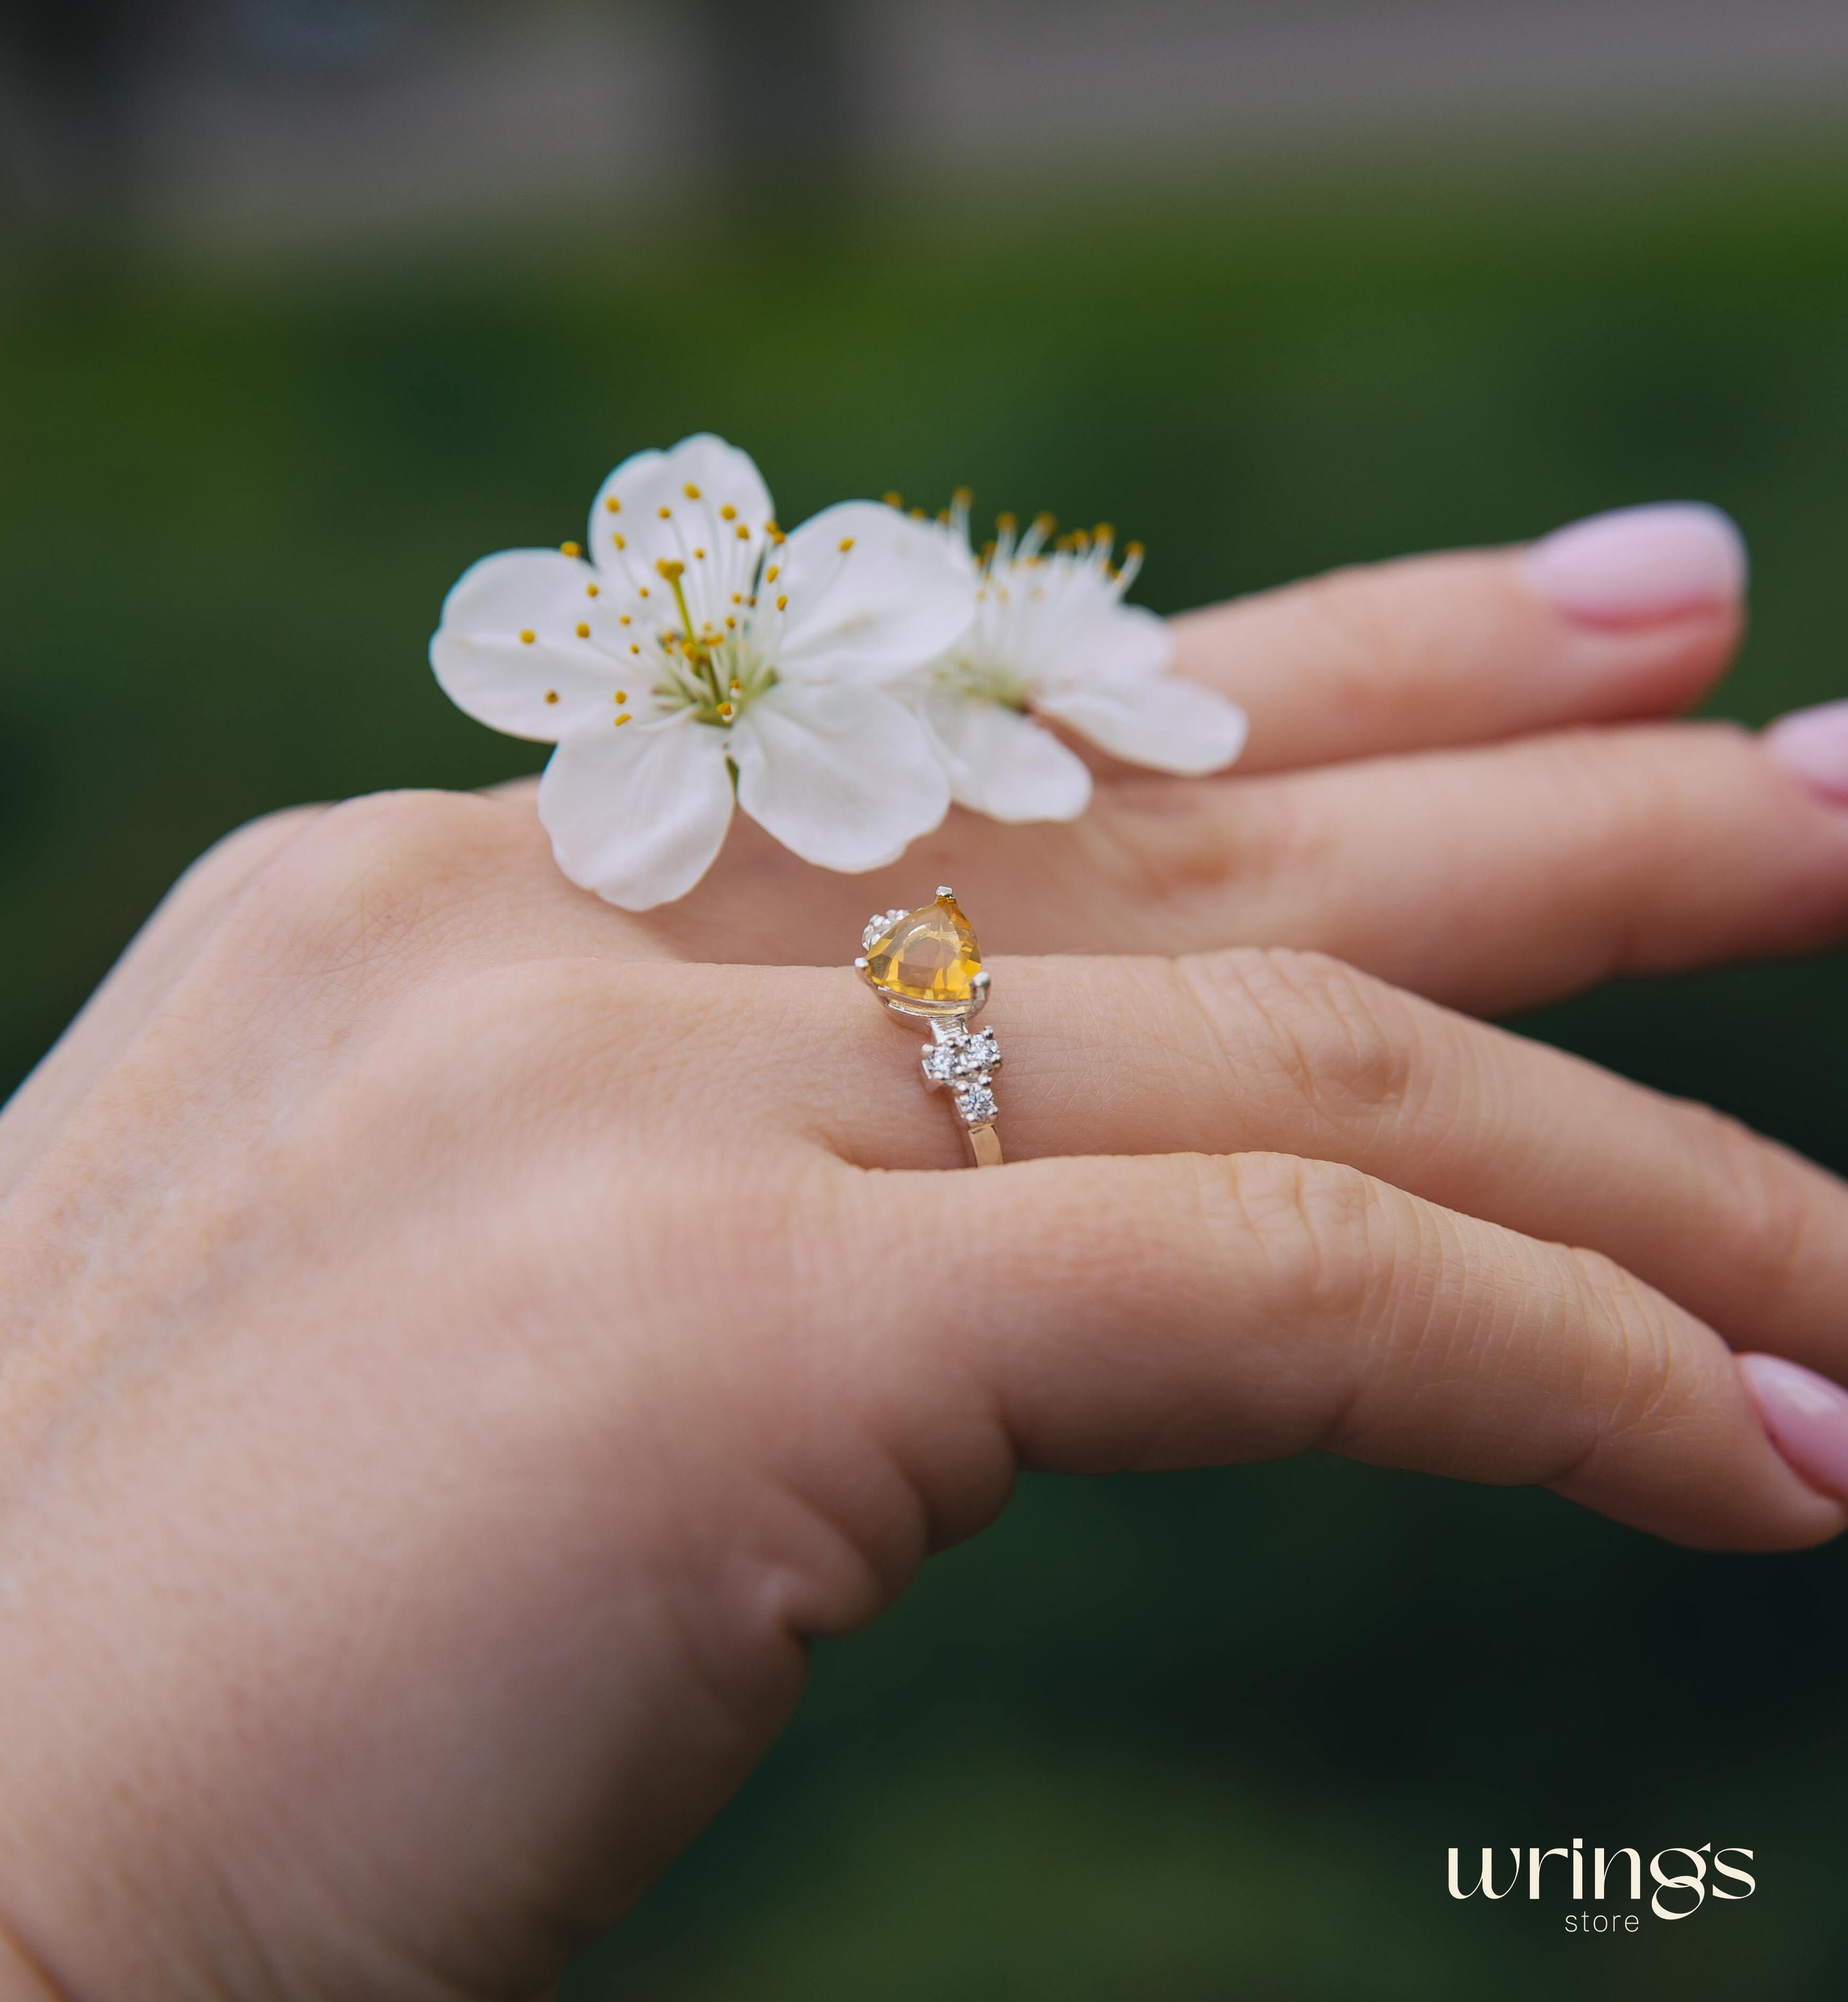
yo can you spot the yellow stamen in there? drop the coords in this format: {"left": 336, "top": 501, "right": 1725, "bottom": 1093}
{"left": 575, "top": 622, "right": 590, "bottom": 638}
{"left": 561, "top": 539, "right": 582, "bottom": 557}
{"left": 720, "top": 503, "right": 737, "bottom": 521}
{"left": 658, "top": 506, "right": 672, "bottom": 520}
{"left": 656, "top": 558, "right": 684, "bottom": 580}
{"left": 776, "top": 594, "right": 788, "bottom": 611}
{"left": 883, "top": 491, "right": 903, "bottom": 508}
{"left": 612, "top": 533, "right": 626, "bottom": 550}
{"left": 766, "top": 564, "right": 780, "bottom": 582}
{"left": 587, "top": 582, "right": 600, "bottom": 598}
{"left": 684, "top": 483, "right": 702, "bottom": 500}
{"left": 693, "top": 547, "right": 705, "bottom": 560}
{"left": 615, "top": 689, "right": 627, "bottom": 702}
{"left": 605, "top": 496, "right": 621, "bottom": 513}
{"left": 519, "top": 629, "right": 535, "bottom": 644}
{"left": 735, "top": 524, "right": 749, "bottom": 540}
{"left": 544, "top": 690, "right": 559, "bottom": 703}
{"left": 614, "top": 712, "right": 632, "bottom": 726}
{"left": 838, "top": 536, "right": 855, "bottom": 553}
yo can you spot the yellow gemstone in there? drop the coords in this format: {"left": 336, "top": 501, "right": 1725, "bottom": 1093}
{"left": 864, "top": 895, "right": 982, "bottom": 1004}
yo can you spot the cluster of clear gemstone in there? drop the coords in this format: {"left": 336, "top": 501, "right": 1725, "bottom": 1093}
{"left": 921, "top": 1023, "right": 1003, "bottom": 1128}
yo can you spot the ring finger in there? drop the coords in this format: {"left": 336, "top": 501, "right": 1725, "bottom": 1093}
{"left": 692, "top": 945, "right": 1848, "bottom": 1385}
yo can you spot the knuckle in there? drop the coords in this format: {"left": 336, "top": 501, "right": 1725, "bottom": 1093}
{"left": 1560, "top": 1244, "right": 1681, "bottom": 1435}
{"left": 243, "top": 789, "right": 515, "bottom": 977}
{"left": 1179, "top": 946, "right": 1428, "bottom": 1127}
{"left": 1289, "top": 567, "right": 1414, "bottom": 697}
{"left": 1541, "top": 721, "right": 1754, "bottom": 863}
{"left": 200, "top": 802, "right": 324, "bottom": 870}
{"left": 1077, "top": 773, "right": 1294, "bottom": 908}
{"left": 165, "top": 804, "right": 324, "bottom": 913}
{"left": 373, "top": 957, "right": 709, "bottom": 1121}
{"left": 1210, "top": 1150, "right": 1385, "bottom": 1327}
{"left": 1682, "top": 1103, "right": 1816, "bottom": 1320}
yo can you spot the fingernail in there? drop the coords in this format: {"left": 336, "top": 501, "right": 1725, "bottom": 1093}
{"left": 1521, "top": 502, "right": 1748, "bottom": 625}
{"left": 1763, "top": 700, "right": 1848, "bottom": 809}
{"left": 1738, "top": 1353, "right": 1848, "bottom": 1503}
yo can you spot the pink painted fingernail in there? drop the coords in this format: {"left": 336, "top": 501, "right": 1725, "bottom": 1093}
{"left": 1521, "top": 503, "right": 1748, "bottom": 624}
{"left": 1738, "top": 1353, "right": 1848, "bottom": 1503}
{"left": 1763, "top": 700, "right": 1848, "bottom": 809}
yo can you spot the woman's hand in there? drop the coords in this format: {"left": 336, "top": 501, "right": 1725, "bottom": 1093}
{"left": 6, "top": 509, "right": 1848, "bottom": 1998}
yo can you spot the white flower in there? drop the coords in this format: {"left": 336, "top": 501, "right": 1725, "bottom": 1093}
{"left": 905, "top": 500, "right": 1249, "bottom": 823}
{"left": 430, "top": 434, "right": 974, "bottom": 909}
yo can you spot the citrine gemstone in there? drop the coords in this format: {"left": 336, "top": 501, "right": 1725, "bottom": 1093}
{"left": 865, "top": 895, "right": 982, "bottom": 1004}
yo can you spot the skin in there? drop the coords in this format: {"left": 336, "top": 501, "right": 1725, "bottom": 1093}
{"left": 3, "top": 545, "right": 1848, "bottom": 1998}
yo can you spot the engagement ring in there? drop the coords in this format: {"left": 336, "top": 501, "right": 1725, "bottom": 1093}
{"left": 857, "top": 889, "right": 1004, "bottom": 1169}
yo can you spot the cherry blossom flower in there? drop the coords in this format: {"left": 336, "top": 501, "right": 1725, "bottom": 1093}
{"left": 905, "top": 498, "right": 1249, "bottom": 822}
{"left": 431, "top": 435, "right": 973, "bottom": 908}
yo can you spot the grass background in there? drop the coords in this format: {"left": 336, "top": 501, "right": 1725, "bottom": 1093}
{"left": 4, "top": 153, "right": 1848, "bottom": 1996}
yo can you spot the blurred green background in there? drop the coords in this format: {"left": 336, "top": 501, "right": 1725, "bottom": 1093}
{"left": 7, "top": 118, "right": 1848, "bottom": 2002}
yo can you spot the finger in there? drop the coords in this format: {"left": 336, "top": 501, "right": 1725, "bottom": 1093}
{"left": 1169, "top": 507, "right": 1747, "bottom": 775}
{"left": 862, "top": 1151, "right": 1842, "bottom": 1552}
{"left": 631, "top": 720, "right": 1848, "bottom": 1019}
{"left": 702, "top": 942, "right": 1848, "bottom": 1383}
{"left": 1058, "top": 721, "right": 1848, "bottom": 1013}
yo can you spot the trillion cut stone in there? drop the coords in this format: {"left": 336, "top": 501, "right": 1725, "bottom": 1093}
{"left": 864, "top": 893, "right": 982, "bottom": 1005}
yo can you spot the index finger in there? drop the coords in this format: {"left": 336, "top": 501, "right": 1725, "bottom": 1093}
{"left": 1171, "top": 508, "right": 1746, "bottom": 774}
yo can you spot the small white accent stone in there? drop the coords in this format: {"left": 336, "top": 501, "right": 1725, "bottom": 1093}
{"left": 921, "top": 1025, "right": 1000, "bottom": 1084}
{"left": 954, "top": 1082, "right": 999, "bottom": 1125}
{"left": 919, "top": 1021, "right": 1004, "bottom": 1127}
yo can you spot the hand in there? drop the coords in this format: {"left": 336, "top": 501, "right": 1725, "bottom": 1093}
{"left": 5, "top": 516, "right": 1848, "bottom": 1999}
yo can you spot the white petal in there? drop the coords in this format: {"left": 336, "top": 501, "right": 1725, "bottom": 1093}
{"left": 431, "top": 550, "right": 635, "bottom": 742}
{"left": 1033, "top": 674, "right": 1250, "bottom": 776}
{"left": 775, "top": 502, "right": 975, "bottom": 683}
{"left": 537, "top": 713, "right": 735, "bottom": 910}
{"left": 1024, "top": 593, "right": 1172, "bottom": 690}
{"left": 587, "top": 434, "right": 774, "bottom": 631}
{"left": 730, "top": 682, "right": 949, "bottom": 872}
{"left": 919, "top": 689, "right": 1092, "bottom": 822}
